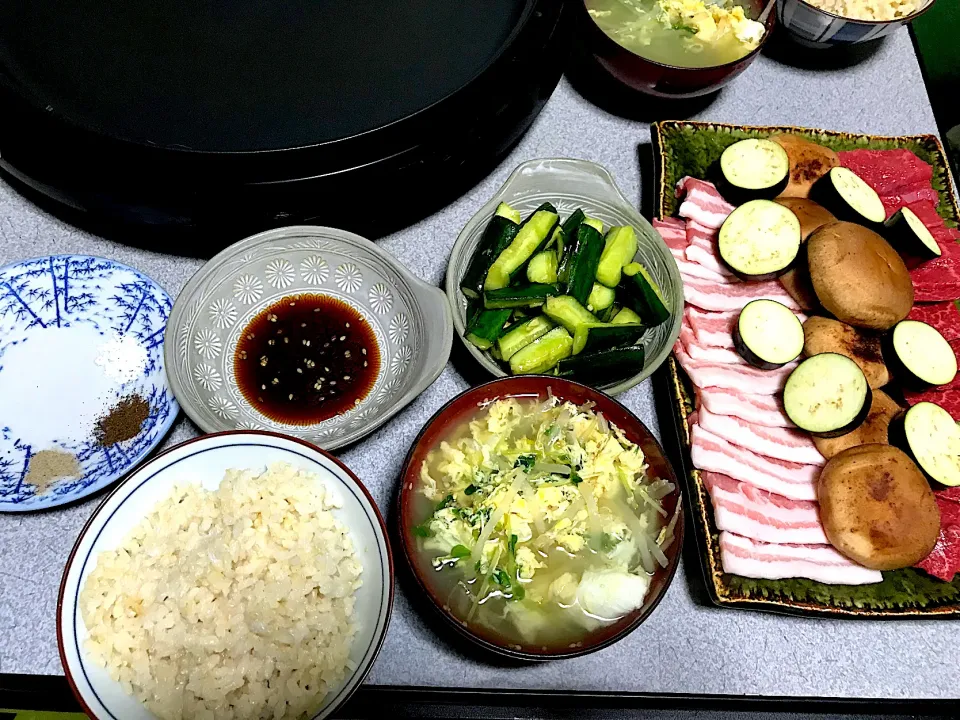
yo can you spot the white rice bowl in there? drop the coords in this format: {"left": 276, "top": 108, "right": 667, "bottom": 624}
{"left": 75, "top": 461, "right": 369, "bottom": 720}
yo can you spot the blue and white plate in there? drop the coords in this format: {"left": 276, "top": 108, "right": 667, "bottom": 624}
{"left": 0, "top": 256, "right": 179, "bottom": 511}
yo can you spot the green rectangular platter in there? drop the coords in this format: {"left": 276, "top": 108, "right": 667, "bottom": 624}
{"left": 652, "top": 120, "right": 960, "bottom": 618}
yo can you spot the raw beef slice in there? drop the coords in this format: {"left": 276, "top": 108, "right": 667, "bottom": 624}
{"left": 839, "top": 149, "right": 933, "bottom": 195}
{"left": 908, "top": 301, "right": 960, "bottom": 342}
{"left": 911, "top": 240, "right": 960, "bottom": 302}
{"left": 904, "top": 339, "right": 960, "bottom": 419}
{"left": 915, "top": 492, "right": 960, "bottom": 582}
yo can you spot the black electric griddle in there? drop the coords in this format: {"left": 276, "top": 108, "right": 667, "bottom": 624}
{"left": 0, "top": 0, "right": 565, "bottom": 252}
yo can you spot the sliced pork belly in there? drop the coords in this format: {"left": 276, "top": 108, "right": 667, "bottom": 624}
{"left": 679, "top": 324, "right": 744, "bottom": 365}
{"left": 686, "top": 307, "right": 738, "bottom": 348}
{"left": 719, "top": 532, "right": 883, "bottom": 585}
{"left": 690, "top": 424, "right": 818, "bottom": 500}
{"left": 685, "top": 221, "right": 736, "bottom": 278}
{"left": 676, "top": 252, "right": 736, "bottom": 284}
{"left": 676, "top": 177, "right": 735, "bottom": 230}
{"left": 674, "top": 343, "right": 794, "bottom": 395}
{"left": 703, "top": 472, "right": 828, "bottom": 544}
{"left": 683, "top": 275, "right": 801, "bottom": 313}
{"left": 653, "top": 217, "right": 688, "bottom": 251}
{"left": 698, "top": 386, "right": 794, "bottom": 428}
{"left": 697, "top": 406, "right": 823, "bottom": 465}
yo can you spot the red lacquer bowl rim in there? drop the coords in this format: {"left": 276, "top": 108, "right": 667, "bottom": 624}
{"left": 580, "top": 0, "right": 777, "bottom": 74}
{"left": 397, "top": 375, "right": 685, "bottom": 661}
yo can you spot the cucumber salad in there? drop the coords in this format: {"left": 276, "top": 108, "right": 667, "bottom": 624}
{"left": 410, "top": 394, "right": 679, "bottom": 647}
{"left": 460, "top": 202, "right": 672, "bottom": 385}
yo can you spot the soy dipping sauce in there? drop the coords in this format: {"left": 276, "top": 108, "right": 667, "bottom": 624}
{"left": 234, "top": 294, "right": 380, "bottom": 425}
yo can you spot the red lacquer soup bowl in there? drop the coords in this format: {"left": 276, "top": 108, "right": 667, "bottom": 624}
{"left": 576, "top": 0, "right": 776, "bottom": 98}
{"left": 397, "top": 375, "right": 684, "bottom": 660}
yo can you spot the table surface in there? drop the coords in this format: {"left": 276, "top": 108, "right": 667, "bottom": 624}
{"left": 1, "top": 28, "right": 956, "bottom": 700}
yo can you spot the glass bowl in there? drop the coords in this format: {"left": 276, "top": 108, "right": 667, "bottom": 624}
{"left": 444, "top": 158, "right": 683, "bottom": 395}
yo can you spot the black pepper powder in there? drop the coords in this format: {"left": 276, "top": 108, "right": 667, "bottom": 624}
{"left": 96, "top": 395, "right": 150, "bottom": 446}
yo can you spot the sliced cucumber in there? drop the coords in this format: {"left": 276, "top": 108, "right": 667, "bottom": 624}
{"left": 557, "top": 346, "right": 645, "bottom": 384}
{"left": 734, "top": 299, "right": 804, "bottom": 369}
{"left": 563, "top": 223, "right": 605, "bottom": 306}
{"left": 598, "top": 303, "right": 621, "bottom": 323}
{"left": 719, "top": 138, "right": 790, "bottom": 203}
{"left": 460, "top": 205, "right": 521, "bottom": 299}
{"left": 498, "top": 316, "right": 555, "bottom": 362}
{"left": 526, "top": 250, "right": 559, "bottom": 284}
{"left": 811, "top": 167, "right": 886, "bottom": 225}
{"left": 889, "top": 402, "right": 960, "bottom": 487}
{"left": 484, "top": 283, "right": 559, "bottom": 310}
{"left": 618, "top": 264, "right": 670, "bottom": 327}
{"left": 543, "top": 295, "right": 599, "bottom": 335}
{"left": 783, "top": 353, "right": 871, "bottom": 437}
{"left": 885, "top": 320, "right": 958, "bottom": 389}
{"left": 883, "top": 207, "right": 942, "bottom": 264}
{"left": 586, "top": 283, "right": 616, "bottom": 313}
{"left": 611, "top": 306, "right": 643, "bottom": 325}
{"left": 718, "top": 200, "right": 801, "bottom": 280}
{"left": 583, "top": 216, "right": 604, "bottom": 233}
{"left": 623, "top": 262, "right": 642, "bottom": 277}
{"left": 596, "top": 226, "right": 638, "bottom": 288}
{"left": 572, "top": 322, "right": 646, "bottom": 356}
{"left": 465, "top": 308, "right": 512, "bottom": 351}
{"left": 509, "top": 327, "right": 573, "bottom": 375}
{"left": 561, "top": 209, "right": 586, "bottom": 240}
{"left": 495, "top": 202, "right": 521, "bottom": 224}
{"left": 484, "top": 205, "right": 559, "bottom": 291}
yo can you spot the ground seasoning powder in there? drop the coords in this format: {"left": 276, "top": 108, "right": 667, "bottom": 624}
{"left": 95, "top": 394, "right": 150, "bottom": 446}
{"left": 25, "top": 449, "right": 81, "bottom": 492}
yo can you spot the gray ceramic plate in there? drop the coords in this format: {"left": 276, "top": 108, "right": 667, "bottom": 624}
{"left": 165, "top": 226, "right": 452, "bottom": 449}
{"left": 445, "top": 158, "right": 683, "bottom": 395}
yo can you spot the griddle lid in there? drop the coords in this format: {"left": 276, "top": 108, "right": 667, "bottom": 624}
{"left": 0, "top": 0, "right": 528, "bottom": 165}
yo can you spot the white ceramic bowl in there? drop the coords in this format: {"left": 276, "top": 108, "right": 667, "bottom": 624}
{"left": 57, "top": 431, "right": 393, "bottom": 720}
{"left": 777, "top": 0, "right": 934, "bottom": 47}
{"left": 445, "top": 158, "right": 683, "bottom": 395}
{"left": 165, "top": 226, "right": 452, "bottom": 450}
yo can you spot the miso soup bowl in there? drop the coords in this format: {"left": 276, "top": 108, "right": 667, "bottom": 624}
{"left": 577, "top": 0, "right": 776, "bottom": 98}
{"left": 397, "top": 376, "right": 684, "bottom": 661}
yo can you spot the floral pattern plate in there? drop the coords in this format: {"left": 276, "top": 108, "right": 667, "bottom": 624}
{"left": 0, "top": 256, "right": 178, "bottom": 511}
{"left": 164, "top": 226, "right": 452, "bottom": 450}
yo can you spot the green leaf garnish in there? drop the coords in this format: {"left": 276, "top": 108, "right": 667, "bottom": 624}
{"left": 451, "top": 544, "right": 471, "bottom": 559}
{"left": 515, "top": 454, "right": 536, "bottom": 471}
{"left": 464, "top": 484, "right": 477, "bottom": 495}
{"left": 412, "top": 524, "right": 433, "bottom": 538}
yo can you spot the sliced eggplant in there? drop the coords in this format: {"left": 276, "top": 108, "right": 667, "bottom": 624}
{"left": 783, "top": 353, "right": 872, "bottom": 437}
{"left": 810, "top": 167, "right": 886, "bottom": 225}
{"left": 889, "top": 402, "right": 960, "bottom": 487}
{"left": 497, "top": 315, "right": 554, "bottom": 362}
{"left": 543, "top": 295, "right": 599, "bottom": 335}
{"left": 483, "top": 283, "right": 559, "bottom": 310}
{"left": 618, "top": 264, "right": 670, "bottom": 326}
{"left": 884, "top": 320, "right": 958, "bottom": 389}
{"left": 572, "top": 322, "right": 645, "bottom": 356}
{"left": 509, "top": 326, "right": 573, "bottom": 375}
{"left": 556, "top": 346, "right": 645, "bottom": 384}
{"left": 733, "top": 299, "right": 804, "bottom": 369}
{"left": 719, "top": 138, "right": 790, "bottom": 202}
{"left": 718, "top": 200, "right": 801, "bottom": 280}
{"left": 883, "top": 207, "right": 942, "bottom": 266}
